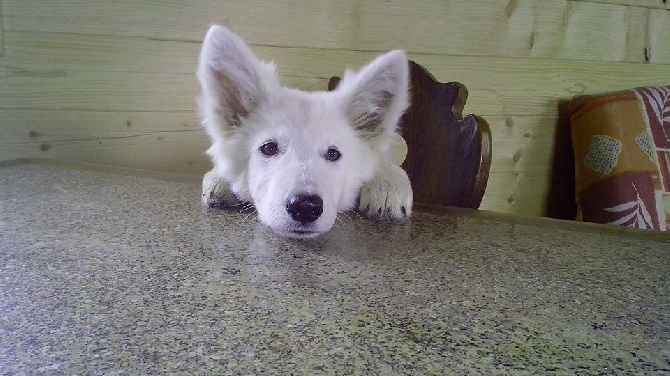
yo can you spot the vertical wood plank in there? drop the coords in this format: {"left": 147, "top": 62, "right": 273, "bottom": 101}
{"left": 562, "top": 1, "right": 642, "bottom": 62}
{"left": 0, "top": 0, "right": 5, "bottom": 56}
{"left": 648, "top": 9, "right": 670, "bottom": 63}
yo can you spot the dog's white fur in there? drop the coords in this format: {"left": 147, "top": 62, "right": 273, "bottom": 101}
{"left": 197, "top": 25, "right": 413, "bottom": 238}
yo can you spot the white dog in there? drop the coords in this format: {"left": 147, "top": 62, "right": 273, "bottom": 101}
{"left": 197, "top": 25, "right": 413, "bottom": 238}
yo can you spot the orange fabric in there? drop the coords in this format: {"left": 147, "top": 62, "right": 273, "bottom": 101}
{"left": 570, "top": 86, "right": 670, "bottom": 231}
{"left": 570, "top": 91, "right": 637, "bottom": 122}
{"left": 571, "top": 99, "right": 658, "bottom": 193}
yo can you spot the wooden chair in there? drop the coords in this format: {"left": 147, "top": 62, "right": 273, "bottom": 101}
{"left": 328, "top": 60, "right": 492, "bottom": 209}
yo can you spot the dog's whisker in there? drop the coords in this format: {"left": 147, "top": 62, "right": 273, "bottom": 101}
{"left": 242, "top": 209, "right": 257, "bottom": 223}
{"left": 345, "top": 209, "right": 364, "bottom": 220}
{"left": 334, "top": 214, "right": 350, "bottom": 229}
{"left": 338, "top": 211, "right": 352, "bottom": 222}
{"left": 200, "top": 116, "right": 213, "bottom": 126}
{"left": 238, "top": 203, "right": 255, "bottom": 214}
{"left": 334, "top": 211, "right": 364, "bottom": 231}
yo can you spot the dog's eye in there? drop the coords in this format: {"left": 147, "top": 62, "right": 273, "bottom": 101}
{"left": 325, "top": 147, "right": 341, "bottom": 162}
{"left": 260, "top": 141, "right": 279, "bottom": 156}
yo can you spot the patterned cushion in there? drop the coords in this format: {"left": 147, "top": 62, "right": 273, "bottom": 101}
{"left": 570, "top": 86, "right": 670, "bottom": 231}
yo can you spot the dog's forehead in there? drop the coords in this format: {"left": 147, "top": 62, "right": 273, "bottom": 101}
{"left": 267, "top": 90, "right": 344, "bottom": 127}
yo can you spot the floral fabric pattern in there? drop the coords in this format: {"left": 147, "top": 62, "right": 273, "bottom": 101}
{"left": 570, "top": 85, "right": 670, "bottom": 231}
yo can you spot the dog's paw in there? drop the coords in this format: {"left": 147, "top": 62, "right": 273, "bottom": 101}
{"left": 358, "top": 162, "right": 413, "bottom": 220}
{"left": 202, "top": 170, "right": 243, "bottom": 208}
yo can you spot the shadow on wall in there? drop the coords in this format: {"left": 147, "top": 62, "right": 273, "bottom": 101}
{"left": 545, "top": 100, "right": 577, "bottom": 220}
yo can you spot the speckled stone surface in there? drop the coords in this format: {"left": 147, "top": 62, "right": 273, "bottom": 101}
{"left": 1, "top": 161, "right": 669, "bottom": 374}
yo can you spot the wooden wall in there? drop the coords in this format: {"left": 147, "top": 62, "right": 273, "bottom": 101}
{"left": 1, "top": 0, "right": 669, "bottom": 216}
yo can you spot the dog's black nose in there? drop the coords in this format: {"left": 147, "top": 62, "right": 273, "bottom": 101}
{"left": 286, "top": 194, "right": 323, "bottom": 223}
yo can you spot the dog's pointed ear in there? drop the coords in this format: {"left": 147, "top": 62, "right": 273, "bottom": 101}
{"left": 197, "top": 25, "right": 279, "bottom": 127}
{"left": 338, "top": 50, "right": 409, "bottom": 139}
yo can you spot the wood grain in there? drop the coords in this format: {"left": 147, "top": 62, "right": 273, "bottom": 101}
{"left": 649, "top": 9, "right": 670, "bottom": 63}
{"left": 0, "top": 110, "right": 201, "bottom": 142}
{"left": 0, "top": 0, "right": 4, "bottom": 56}
{"left": 3, "top": 45, "right": 670, "bottom": 116}
{"left": 571, "top": 0, "right": 668, "bottom": 8}
{"left": 3, "top": 0, "right": 668, "bottom": 63}
{"left": 0, "top": 37, "right": 670, "bottom": 116}
{"left": 4, "top": 132, "right": 211, "bottom": 175}
{"left": 0, "top": 110, "right": 210, "bottom": 174}
{"left": 1, "top": 31, "right": 199, "bottom": 74}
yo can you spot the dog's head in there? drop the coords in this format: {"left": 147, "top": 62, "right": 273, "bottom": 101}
{"left": 197, "top": 25, "right": 409, "bottom": 238}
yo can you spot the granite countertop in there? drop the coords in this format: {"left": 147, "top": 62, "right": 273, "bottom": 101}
{"left": 1, "top": 160, "right": 669, "bottom": 374}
